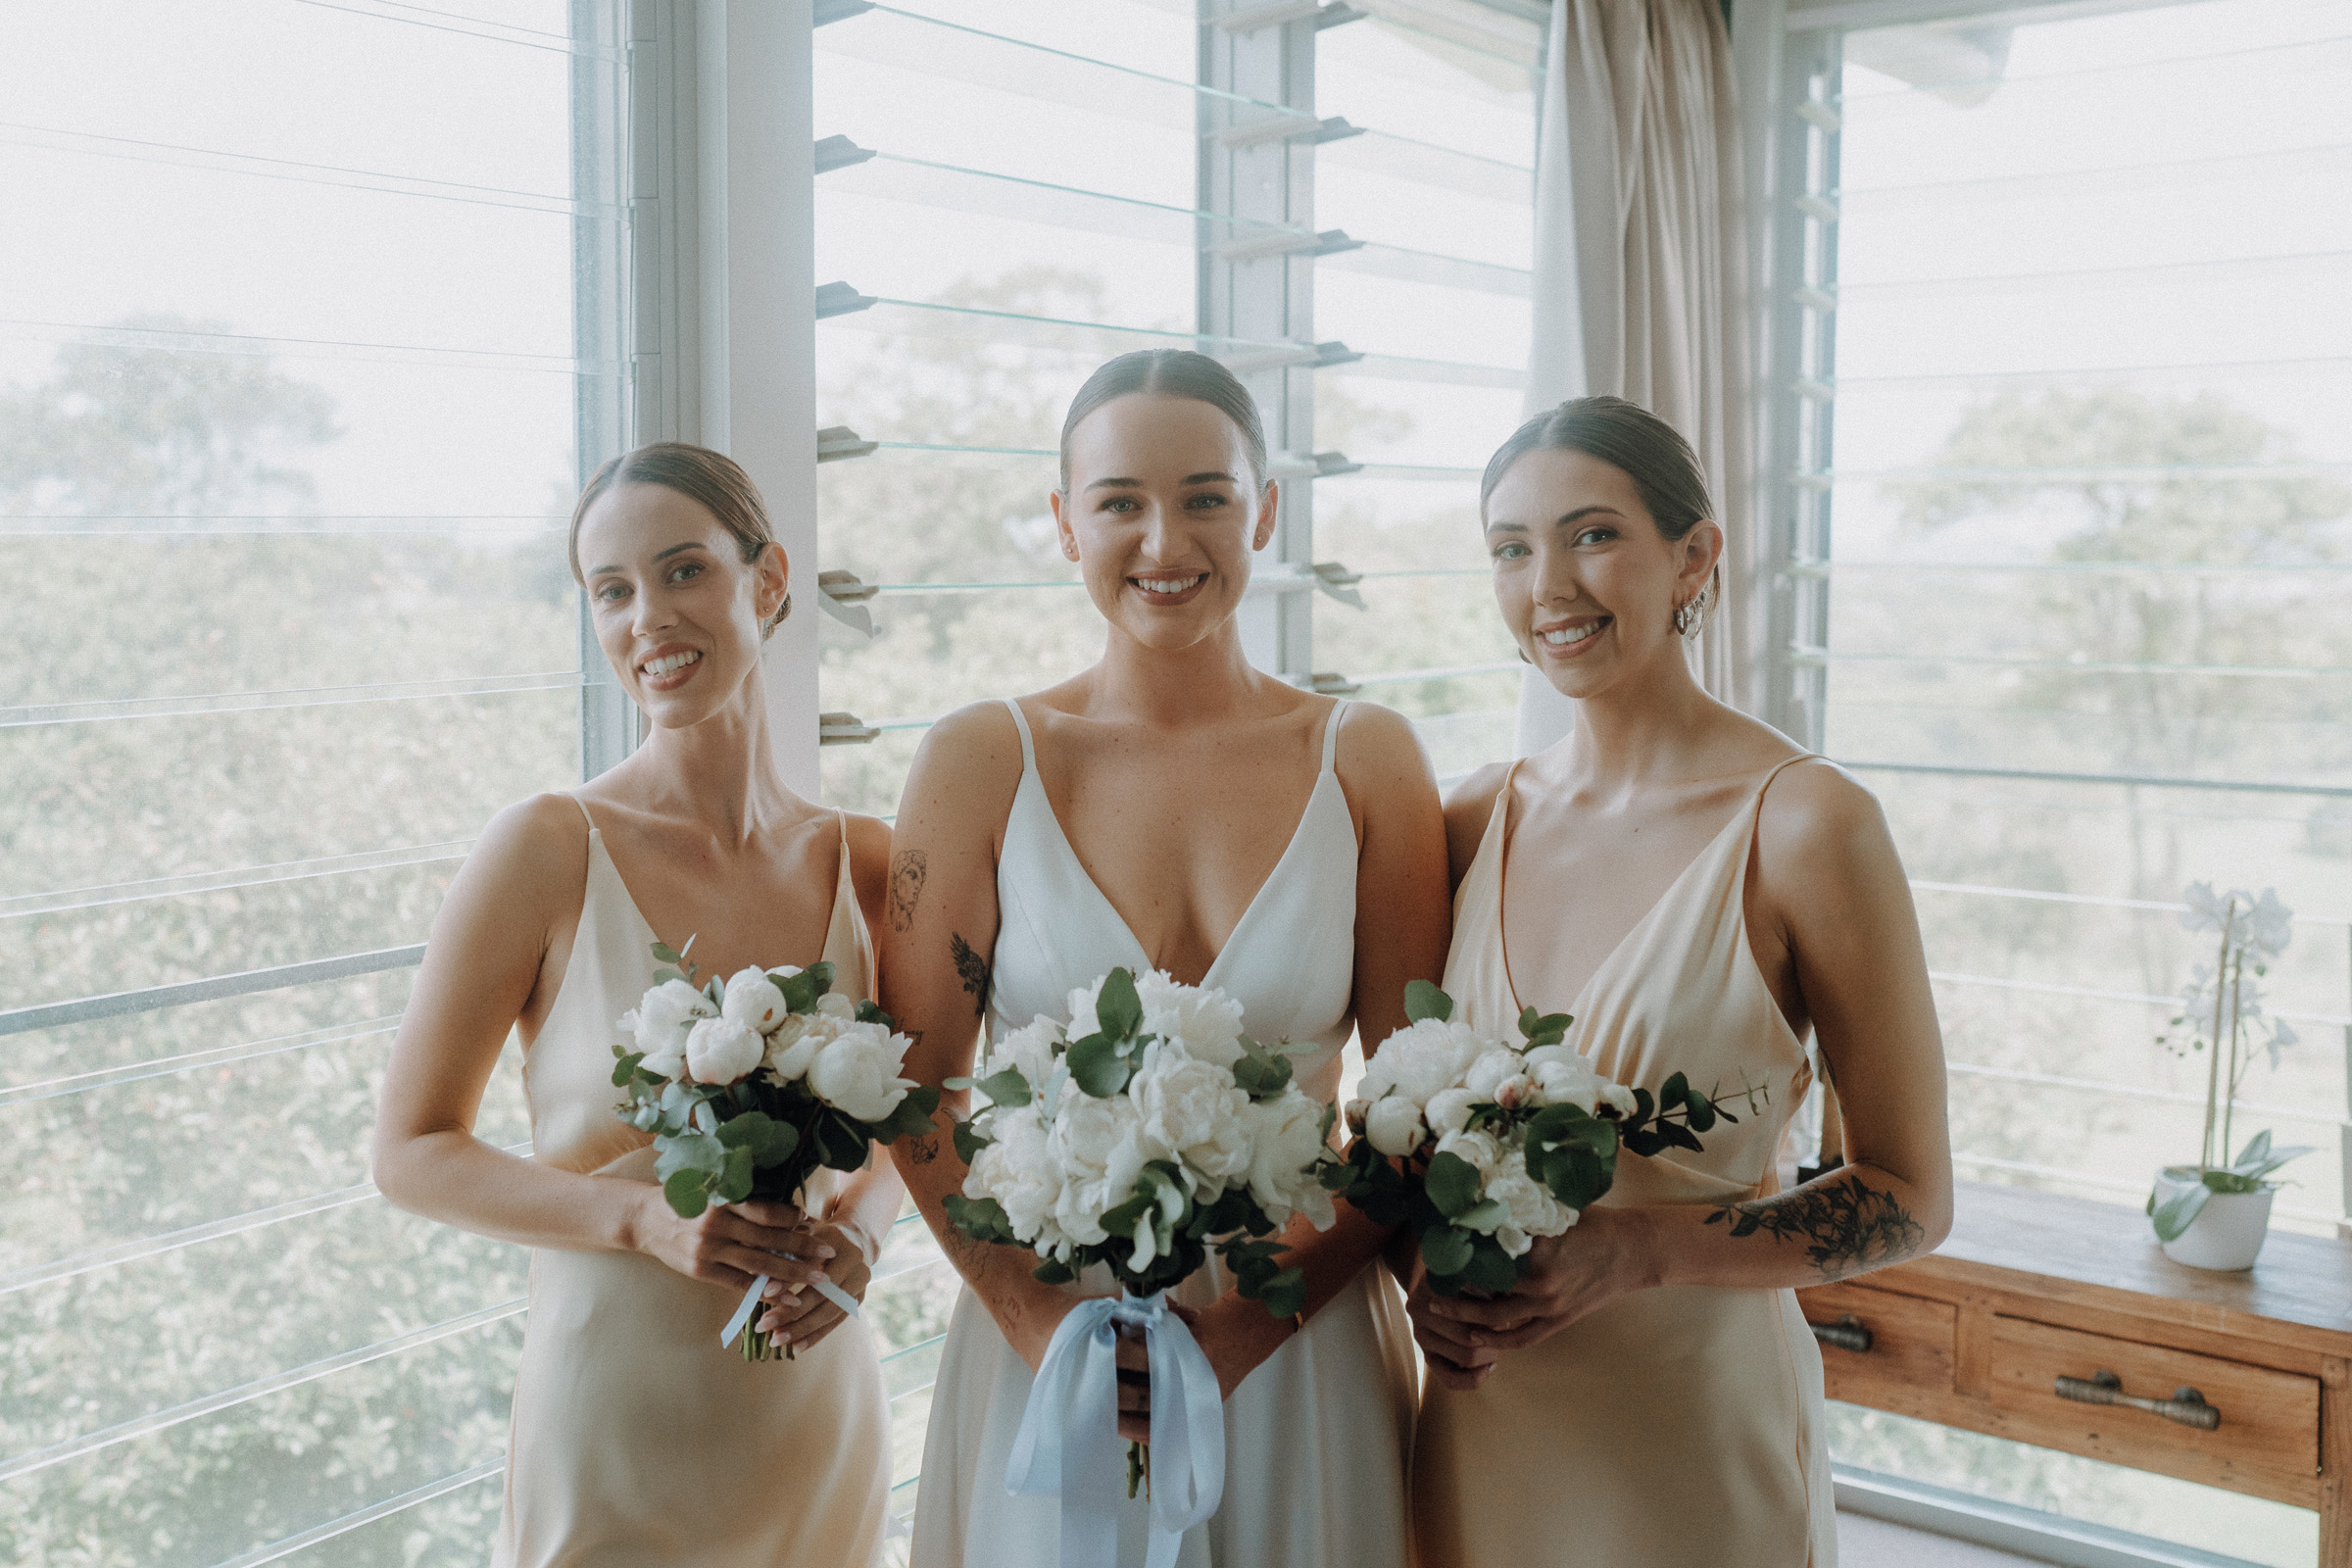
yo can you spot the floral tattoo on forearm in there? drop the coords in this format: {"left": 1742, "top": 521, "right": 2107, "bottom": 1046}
{"left": 1703, "top": 1175, "right": 1926, "bottom": 1280}
{"left": 950, "top": 932, "right": 992, "bottom": 1018}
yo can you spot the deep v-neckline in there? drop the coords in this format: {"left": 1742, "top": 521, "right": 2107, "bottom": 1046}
{"left": 1494, "top": 767, "right": 1756, "bottom": 1018}
{"left": 587, "top": 819, "right": 842, "bottom": 973}
{"left": 1026, "top": 767, "right": 1332, "bottom": 990}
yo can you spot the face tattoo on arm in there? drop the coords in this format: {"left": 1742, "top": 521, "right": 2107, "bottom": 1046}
{"left": 888, "top": 850, "right": 927, "bottom": 934}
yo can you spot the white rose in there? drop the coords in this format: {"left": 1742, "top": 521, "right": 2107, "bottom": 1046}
{"left": 685, "top": 1016, "right": 763, "bottom": 1086}
{"left": 1424, "top": 1087, "right": 1477, "bottom": 1138}
{"left": 1480, "top": 1158, "right": 1572, "bottom": 1256}
{"left": 966, "top": 1105, "right": 1066, "bottom": 1247}
{"left": 630, "top": 978, "right": 714, "bottom": 1071}
{"left": 762, "top": 1013, "right": 826, "bottom": 1081}
{"left": 1246, "top": 1092, "right": 1335, "bottom": 1229}
{"left": 1134, "top": 970, "right": 1247, "bottom": 1068}
{"left": 1129, "top": 1040, "right": 1253, "bottom": 1185}
{"left": 808, "top": 1020, "right": 915, "bottom": 1123}
{"left": 1363, "top": 1095, "right": 1427, "bottom": 1157}
{"left": 1050, "top": 1095, "right": 1151, "bottom": 1248}
{"left": 720, "top": 966, "right": 787, "bottom": 1033}
{"left": 816, "top": 991, "right": 857, "bottom": 1019}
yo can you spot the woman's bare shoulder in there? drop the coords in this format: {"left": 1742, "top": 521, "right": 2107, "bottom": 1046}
{"left": 440, "top": 792, "right": 592, "bottom": 929}
{"left": 896, "top": 700, "right": 1027, "bottom": 832}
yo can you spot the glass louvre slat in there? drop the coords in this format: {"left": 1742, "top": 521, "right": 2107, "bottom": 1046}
{"left": 1, "top": 841, "right": 476, "bottom": 919}
{"left": 0, "top": 317, "right": 617, "bottom": 376}
{"left": 0, "top": 516, "right": 565, "bottom": 537}
{"left": 820, "top": 149, "right": 1304, "bottom": 254}
{"left": 1799, "top": 650, "right": 2352, "bottom": 679}
{"left": 0, "top": 1016, "right": 402, "bottom": 1107}
{"left": 202, "top": 1459, "right": 506, "bottom": 1568}
{"left": 1320, "top": 127, "right": 1531, "bottom": 204}
{"left": 1319, "top": 240, "right": 1531, "bottom": 298}
{"left": 817, "top": 6, "right": 1305, "bottom": 135}
{"left": 2, "top": 671, "right": 584, "bottom": 729}
{"left": 0, "top": 120, "right": 607, "bottom": 217}
{"left": 278, "top": 1, "right": 605, "bottom": 59}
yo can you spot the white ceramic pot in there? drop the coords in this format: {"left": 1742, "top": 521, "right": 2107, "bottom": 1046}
{"left": 2154, "top": 1169, "right": 2276, "bottom": 1271}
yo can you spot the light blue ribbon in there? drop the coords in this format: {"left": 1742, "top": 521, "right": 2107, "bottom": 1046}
{"left": 1005, "top": 1290, "right": 1225, "bottom": 1568}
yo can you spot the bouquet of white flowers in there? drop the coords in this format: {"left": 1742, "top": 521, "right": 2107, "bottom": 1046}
{"left": 611, "top": 937, "right": 938, "bottom": 1358}
{"left": 944, "top": 966, "right": 1339, "bottom": 1560}
{"left": 1337, "top": 981, "right": 1736, "bottom": 1296}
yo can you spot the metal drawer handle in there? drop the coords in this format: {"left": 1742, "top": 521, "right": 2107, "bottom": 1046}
{"left": 2053, "top": 1368, "right": 2220, "bottom": 1431}
{"left": 1808, "top": 1313, "right": 1872, "bottom": 1353}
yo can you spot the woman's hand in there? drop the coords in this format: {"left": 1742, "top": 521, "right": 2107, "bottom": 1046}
{"left": 755, "top": 1217, "right": 876, "bottom": 1352}
{"left": 631, "top": 1193, "right": 836, "bottom": 1296}
{"left": 1407, "top": 1206, "right": 1659, "bottom": 1386}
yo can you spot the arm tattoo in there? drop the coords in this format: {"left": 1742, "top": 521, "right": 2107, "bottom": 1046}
{"left": 1703, "top": 1174, "right": 1925, "bottom": 1281}
{"left": 906, "top": 1133, "right": 940, "bottom": 1166}
{"left": 888, "top": 850, "right": 927, "bottom": 933}
{"left": 950, "top": 932, "right": 992, "bottom": 1018}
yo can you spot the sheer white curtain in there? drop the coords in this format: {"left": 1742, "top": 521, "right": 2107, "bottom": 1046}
{"left": 1514, "top": 0, "right": 1759, "bottom": 755}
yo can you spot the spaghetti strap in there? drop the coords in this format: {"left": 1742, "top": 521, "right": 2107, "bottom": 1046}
{"left": 1753, "top": 753, "right": 1822, "bottom": 812}
{"left": 1000, "top": 697, "right": 1038, "bottom": 772}
{"left": 567, "top": 793, "right": 598, "bottom": 833}
{"left": 1319, "top": 698, "right": 1348, "bottom": 773}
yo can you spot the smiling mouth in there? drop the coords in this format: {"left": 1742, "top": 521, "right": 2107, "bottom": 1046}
{"left": 639, "top": 649, "right": 702, "bottom": 678}
{"left": 1131, "top": 572, "right": 1207, "bottom": 599}
{"left": 1536, "top": 618, "right": 1607, "bottom": 652}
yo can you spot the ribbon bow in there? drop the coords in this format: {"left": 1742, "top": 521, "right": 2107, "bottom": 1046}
{"left": 1005, "top": 1291, "right": 1225, "bottom": 1568}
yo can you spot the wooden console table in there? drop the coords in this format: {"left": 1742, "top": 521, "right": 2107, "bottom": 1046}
{"left": 1795, "top": 1181, "right": 2352, "bottom": 1563}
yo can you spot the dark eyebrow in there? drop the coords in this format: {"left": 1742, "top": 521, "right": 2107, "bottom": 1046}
{"left": 1083, "top": 471, "right": 1238, "bottom": 492}
{"left": 1557, "top": 506, "right": 1623, "bottom": 526}
{"left": 1184, "top": 471, "right": 1235, "bottom": 485}
{"left": 587, "top": 540, "right": 707, "bottom": 576}
{"left": 1084, "top": 476, "right": 1142, "bottom": 492}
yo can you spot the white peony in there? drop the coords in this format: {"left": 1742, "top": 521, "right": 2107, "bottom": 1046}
{"left": 684, "top": 1016, "right": 763, "bottom": 1086}
{"left": 1462, "top": 1048, "right": 1523, "bottom": 1102}
{"left": 1134, "top": 970, "right": 1248, "bottom": 1068}
{"left": 1363, "top": 1094, "right": 1427, "bottom": 1157}
{"left": 816, "top": 991, "right": 858, "bottom": 1019}
{"left": 1246, "top": 1092, "right": 1335, "bottom": 1229}
{"left": 1522, "top": 1044, "right": 1631, "bottom": 1115}
{"left": 1360, "top": 1018, "right": 1492, "bottom": 1108}
{"left": 1434, "top": 1126, "right": 1505, "bottom": 1177}
{"left": 983, "top": 1016, "right": 1063, "bottom": 1092}
{"left": 966, "top": 1105, "right": 1067, "bottom": 1251}
{"left": 719, "top": 966, "right": 787, "bottom": 1033}
{"left": 629, "top": 978, "right": 714, "bottom": 1075}
{"left": 1061, "top": 974, "right": 1110, "bottom": 1042}
{"left": 1129, "top": 1039, "right": 1254, "bottom": 1187}
{"left": 1424, "top": 1087, "right": 1478, "bottom": 1139}
{"left": 808, "top": 1020, "right": 915, "bottom": 1123}
{"left": 1051, "top": 1094, "right": 1152, "bottom": 1248}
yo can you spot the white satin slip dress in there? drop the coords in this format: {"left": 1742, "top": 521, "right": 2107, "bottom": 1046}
{"left": 908, "top": 698, "right": 1417, "bottom": 1568}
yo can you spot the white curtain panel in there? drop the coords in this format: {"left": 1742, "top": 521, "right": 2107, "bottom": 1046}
{"left": 1514, "top": 0, "right": 1758, "bottom": 756}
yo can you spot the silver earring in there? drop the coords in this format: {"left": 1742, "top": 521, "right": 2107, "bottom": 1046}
{"left": 1673, "top": 597, "right": 1701, "bottom": 639}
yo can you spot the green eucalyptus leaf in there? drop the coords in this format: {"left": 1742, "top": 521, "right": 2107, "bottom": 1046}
{"left": 650, "top": 941, "right": 682, "bottom": 965}
{"left": 1097, "top": 968, "right": 1144, "bottom": 1040}
{"left": 662, "top": 1166, "right": 712, "bottom": 1217}
{"left": 1423, "top": 1152, "right": 1483, "bottom": 1219}
{"left": 1420, "top": 1223, "right": 1475, "bottom": 1276}
{"left": 1066, "top": 1032, "right": 1131, "bottom": 1099}
{"left": 814, "top": 1111, "right": 868, "bottom": 1171}
{"left": 715, "top": 1145, "right": 757, "bottom": 1203}
{"left": 653, "top": 1130, "right": 723, "bottom": 1183}
{"left": 1232, "top": 1042, "right": 1294, "bottom": 1098}
{"left": 855, "top": 999, "right": 895, "bottom": 1027}
{"left": 1032, "top": 1256, "right": 1079, "bottom": 1286}
{"left": 1253, "top": 1265, "right": 1306, "bottom": 1320}
{"left": 1455, "top": 1198, "right": 1508, "bottom": 1231}
{"left": 715, "top": 1111, "right": 799, "bottom": 1169}
{"left": 952, "top": 1119, "right": 992, "bottom": 1165}
{"left": 1403, "top": 980, "right": 1453, "bottom": 1023}
{"left": 1463, "top": 1238, "right": 1524, "bottom": 1295}
{"left": 610, "top": 1052, "right": 645, "bottom": 1088}
{"left": 652, "top": 967, "right": 683, "bottom": 986}
{"left": 944, "top": 1193, "right": 1015, "bottom": 1243}
{"left": 974, "top": 1067, "right": 1033, "bottom": 1108}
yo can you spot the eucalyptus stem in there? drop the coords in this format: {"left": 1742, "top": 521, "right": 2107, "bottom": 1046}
{"left": 2198, "top": 902, "right": 2237, "bottom": 1170}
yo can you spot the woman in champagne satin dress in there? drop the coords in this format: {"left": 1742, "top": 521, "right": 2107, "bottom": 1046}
{"left": 374, "top": 445, "right": 900, "bottom": 1566}
{"left": 1407, "top": 399, "right": 1953, "bottom": 1568}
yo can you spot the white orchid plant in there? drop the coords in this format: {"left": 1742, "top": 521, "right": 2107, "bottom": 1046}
{"left": 2148, "top": 884, "right": 2312, "bottom": 1243}
{"left": 611, "top": 938, "right": 938, "bottom": 1357}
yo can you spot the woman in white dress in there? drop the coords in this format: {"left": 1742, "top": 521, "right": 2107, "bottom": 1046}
{"left": 373, "top": 444, "right": 900, "bottom": 1565}
{"left": 886, "top": 350, "right": 1450, "bottom": 1568}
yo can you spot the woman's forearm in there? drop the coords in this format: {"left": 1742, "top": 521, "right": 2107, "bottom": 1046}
{"left": 375, "top": 1128, "right": 652, "bottom": 1255}
{"left": 894, "top": 1102, "right": 1079, "bottom": 1364}
{"left": 1642, "top": 1163, "right": 1951, "bottom": 1292}
{"left": 826, "top": 1157, "right": 907, "bottom": 1267}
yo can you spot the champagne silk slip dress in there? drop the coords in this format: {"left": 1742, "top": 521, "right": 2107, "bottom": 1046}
{"left": 1411, "top": 757, "right": 1838, "bottom": 1568}
{"left": 909, "top": 698, "right": 1418, "bottom": 1568}
{"left": 493, "top": 798, "right": 891, "bottom": 1568}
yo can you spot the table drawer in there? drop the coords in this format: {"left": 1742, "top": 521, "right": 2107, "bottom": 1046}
{"left": 1799, "top": 1280, "right": 1956, "bottom": 1396}
{"left": 1988, "top": 1315, "right": 2320, "bottom": 1502}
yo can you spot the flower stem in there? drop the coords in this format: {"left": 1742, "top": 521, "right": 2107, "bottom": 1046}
{"left": 1126, "top": 1439, "right": 1149, "bottom": 1500}
{"left": 2199, "top": 902, "right": 2236, "bottom": 1170}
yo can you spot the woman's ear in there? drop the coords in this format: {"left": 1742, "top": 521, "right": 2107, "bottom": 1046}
{"left": 1678, "top": 520, "right": 1725, "bottom": 598}
{"left": 1252, "top": 479, "right": 1280, "bottom": 552}
{"left": 754, "top": 539, "right": 791, "bottom": 628}
{"left": 1050, "top": 487, "right": 1080, "bottom": 563}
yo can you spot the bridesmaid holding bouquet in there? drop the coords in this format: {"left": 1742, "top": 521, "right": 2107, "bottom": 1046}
{"left": 1409, "top": 399, "right": 1953, "bottom": 1567}
{"left": 373, "top": 444, "right": 898, "bottom": 1566}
